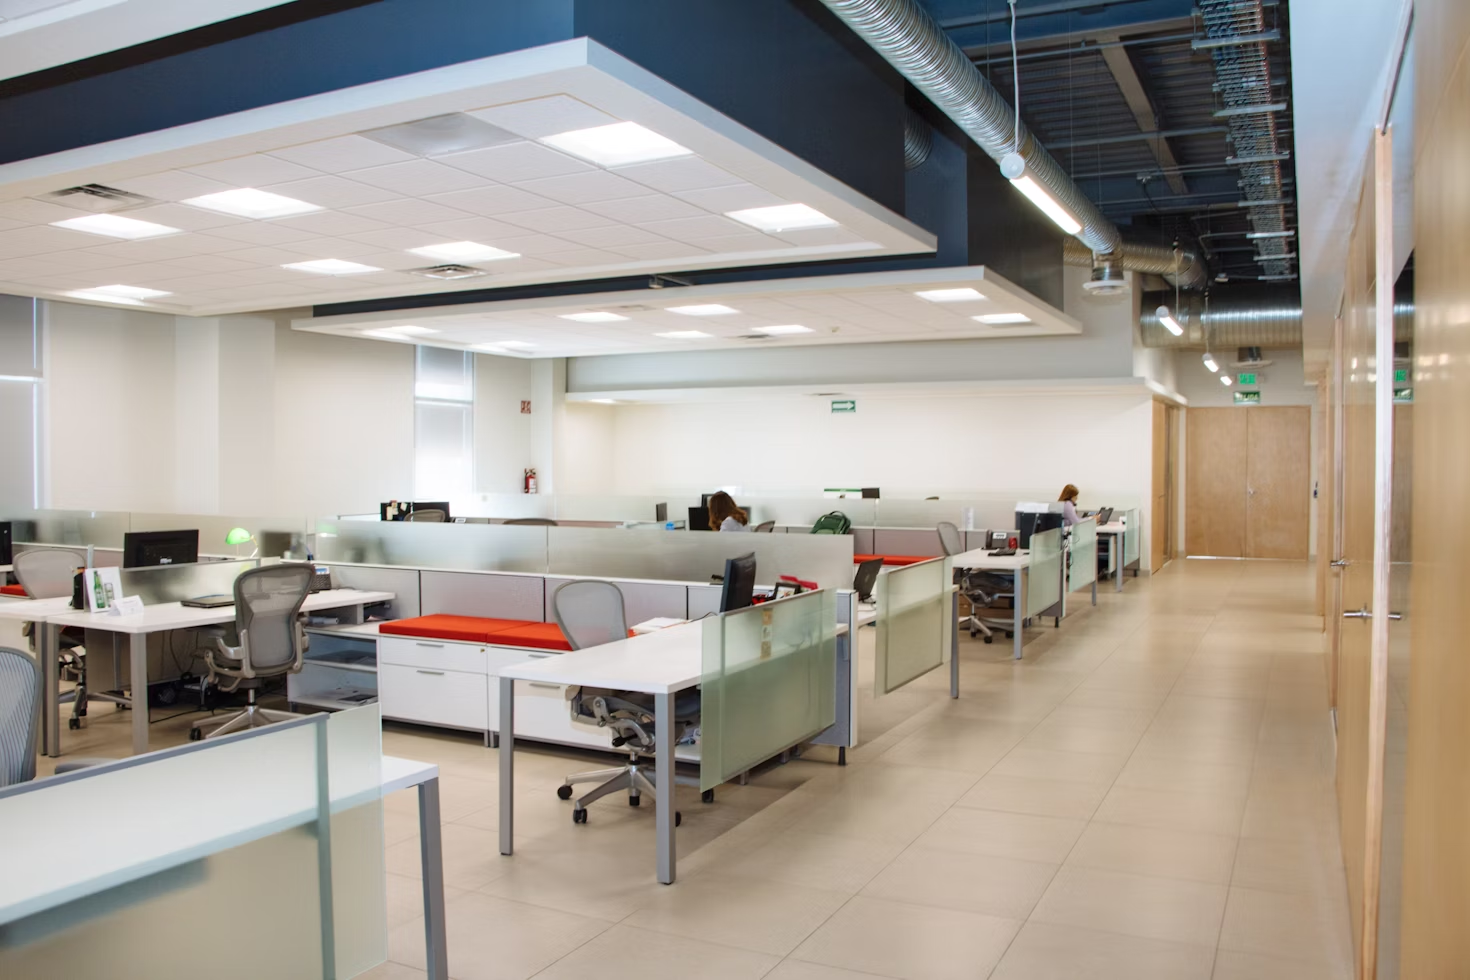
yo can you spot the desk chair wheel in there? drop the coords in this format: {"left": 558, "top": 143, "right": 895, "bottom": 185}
{"left": 629, "top": 795, "right": 640, "bottom": 807}
{"left": 189, "top": 727, "right": 203, "bottom": 741}
{"left": 702, "top": 789, "right": 715, "bottom": 804}
{"left": 1006, "top": 631, "right": 1014, "bottom": 638}
{"left": 675, "top": 811, "right": 682, "bottom": 827}
{"left": 572, "top": 807, "right": 588, "bottom": 824}
{"left": 68, "top": 717, "right": 81, "bottom": 730}
{"left": 983, "top": 635, "right": 993, "bottom": 644}
{"left": 556, "top": 784, "right": 574, "bottom": 801}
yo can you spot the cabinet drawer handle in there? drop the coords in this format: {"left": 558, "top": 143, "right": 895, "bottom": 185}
{"left": 529, "top": 652, "right": 554, "bottom": 659}
{"left": 415, "top": 642, "right": 444, "bottom": 649}
{"left": 527, "top": 681, "right": 560, "bottom": 690}
{"left": 416, "top": 669, "right": 445, "bottom": 676}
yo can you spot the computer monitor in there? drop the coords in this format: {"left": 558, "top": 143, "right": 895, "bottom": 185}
{"left": 655, "top": 502, "right": 668, "bottom": 522}
{"left": 255, "top": 531, "right": 296, "bottom": 559}
{"left": 719, "top": 553, "right": 757, "bottom": 613}
{"left": 123, "top": 529, "right": 199, "bottom": 568}
{"left": 0, "top": 521, "right": 10, "bottom": 566}
{"left": 688, "top": 506, "right": 711, "bottom": 531}
{"left": 1015, "top": 511, "right": 1063, "bottom": 549}
{"left": 379, "top": 500, "right": 453, "bottom": 521}
{"left": 861, "top": 487, "right": 881, "bottom": 499}
{"left": 1095, "top": 507, "right": 1114, "bottom": 526}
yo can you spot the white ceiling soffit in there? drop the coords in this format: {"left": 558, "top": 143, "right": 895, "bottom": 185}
{"left": 0, "top": 39, "right": 935, "bottom": 317}
{"left": 291, "top": 265, "right": 1080, "bottom": 359}
{"left": 0, "top": 0, "right": 295, "bottom": 76}
{"left": 561, "top": 377, "right": 1167, "bottom": 406}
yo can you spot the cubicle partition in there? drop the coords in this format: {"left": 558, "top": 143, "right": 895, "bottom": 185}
{"left": 0, "top": 707, "right": 387, "bottom": 980}
{"left": 1026, "top": 527, "right": 1064, "bottom": 623}
{"left": 1066, "top": 519, "right": 1099, "bottom": 608}
{"left": 874, "top": 557, "right": 954, "bottom": 696}
{"left": 699, "top": 589, "right": 837, "bottom": 792}
{"left": 1122, "top": 507, "right": 1142, "bottom": 574}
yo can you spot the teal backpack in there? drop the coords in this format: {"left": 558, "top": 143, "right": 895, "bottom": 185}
{"left": 810, "top": 511, "right": 852, "bottom": 535}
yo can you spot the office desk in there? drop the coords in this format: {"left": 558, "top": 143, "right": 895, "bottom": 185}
{"left": 1098, "top": 522, "right": 1127, "bottom": 592}
{"left": 383, "top": 756, "right": 448, "bottom": 980}
{"left": 951, "top": 550, "right": 1030, "bottom": 660}
{"left": 39, "top": 589, "right": 394, "bottom": 757}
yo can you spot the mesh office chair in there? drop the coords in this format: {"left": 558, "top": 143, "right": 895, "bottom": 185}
{"left": 13, "top": 551, "right": 128, "bottom": 728}
{"left": 404, "top": 509, "right": 446, "bottom": 523}
{"left": 753, "top": 521, "right": 776, "bottom": 533}
{"left": 551, "top": 580, "right": 701, "bottom": 826}
{"left": 504, "top": 518, "right": 558, "bottom": 526}
{"left": 0, "top": 647, "right": 104, "bottom": 787}
{"left": 937, "top": 522, "right": 1014, "bottom": 644}
{"left": 190, "top": 564, "right": 313, "bottom": 740}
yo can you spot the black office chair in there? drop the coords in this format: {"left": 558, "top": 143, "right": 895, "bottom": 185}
{"left": 937, "top": 521, "right": 1014, "bottom": 644}
{"left": 753, "top": 521, "right": 776, "bottom": 533}
{"left": 404, "top": 509, "right": 446, "bottom": 523}
{"left": 853, "top": 558, "right": 883, "bottom": 603}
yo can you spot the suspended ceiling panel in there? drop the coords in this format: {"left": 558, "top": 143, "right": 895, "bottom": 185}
{"left": 292, "top": 265, "right": 1080, "bottom": 358}
{"left": 0, "top": 39, "right": 935, "bottom": 316}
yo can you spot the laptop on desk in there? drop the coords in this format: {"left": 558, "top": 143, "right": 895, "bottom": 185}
{"left": 181, "top": 594, "right": 234, "bottom": 609}
{"left": 1095, "top": 507, "right": 1114, "bottom": 525}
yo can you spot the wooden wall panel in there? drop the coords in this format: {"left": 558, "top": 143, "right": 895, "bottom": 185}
{"left": 1184, "top": 408, "right": 1246, "bottom": 557}
{"left": 1246, "top": 407, "right": 1312, "bottom": 559}
{"left": 1152, "top": 400, "right": 1169, "bottom": 570}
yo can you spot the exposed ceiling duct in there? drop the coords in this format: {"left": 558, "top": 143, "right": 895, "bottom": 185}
{"left": 1197, "top": 0, "right": 1295, "bottom": 279}
{"left": 1137, "top": 285, "right": 1414, "bottom": 349}
{"left": 902, "top": 106, "right": 933, "bottom": 170}
{"left": 818, "top": 0, "right": 1207, "bottom": 288}
{"left": 1063, "top": 238, "right": 1207, "bottom": 293}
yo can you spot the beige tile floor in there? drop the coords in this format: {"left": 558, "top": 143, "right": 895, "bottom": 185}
{"left": 38, "top": 559, "right": 1353, "bottom": 979}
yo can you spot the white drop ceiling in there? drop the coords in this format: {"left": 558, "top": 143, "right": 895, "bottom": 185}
{"left": 0, "top": 39, "right": 935, "bottom": 317}
{"left": 291, "top": 265, "right": 1081, "bottom": 358}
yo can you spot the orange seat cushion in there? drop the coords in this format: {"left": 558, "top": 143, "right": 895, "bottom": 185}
{"left": 853, "top": 554, "right": 932, "bottom": 567}
{"left": 485, "top": 622, "right": 573, "bottom": 651}
{"left": 0, "top": 584, "right": 27, "bottom": 597}
{"left": 380, "top": 614, "right": 535, "bottom": 643}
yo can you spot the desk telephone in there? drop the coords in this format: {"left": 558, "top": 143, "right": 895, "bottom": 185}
{"left": 309, "top": 565, "right": 332, "bottom": 593}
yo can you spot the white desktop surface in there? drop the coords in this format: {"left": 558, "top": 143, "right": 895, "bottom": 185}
{"left": 950, "top": 548, "right": 1031, "bottom": 570}
{"left": 1097, "top": 522, "right": 1127, "bottom": 534}
{"left": 499, "top": 620, "right": 705, "bottom": 695}
{"left": 43, "top": 589, "right": 394, "bottom": 634}
{"left": 0, "top": 595, "right": 75, "bottom": 621}
{"left": 382, "top": 755, "right": 439, "bottom": 795}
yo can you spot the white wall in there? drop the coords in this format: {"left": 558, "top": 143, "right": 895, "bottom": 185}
{"left": 473, "top": 352, "right": 535, "bottom": 495}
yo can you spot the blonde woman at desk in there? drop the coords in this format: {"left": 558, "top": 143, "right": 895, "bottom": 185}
{"left": 1059, "top": 484, "right": 1082, "bottom": 526}
{"left": 708, "top": 491, "right": 751, "bottom": 532}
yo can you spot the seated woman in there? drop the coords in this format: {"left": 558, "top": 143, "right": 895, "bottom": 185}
{"left": 1059, "top": 484, "right": 1082, "bottom": 526}
{"left": 707, "top": 491, "right": 751, "bottom": 532}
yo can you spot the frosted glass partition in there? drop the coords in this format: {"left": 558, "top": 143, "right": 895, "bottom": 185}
{"left": 554, "top": 494, "right": 700, "bottom": 523}
{"left": 546, "top": 526, "right": 855, "bottom": 591}
{"left": 700, "top": 589, "right": 836, "bottom": 791}
{"left": 5, "top": 510, "right": 131, "bottom": 549}
{"left": 873, "top": 497, "right": 1019, "bottom": 532}
{"left": 875, "top": 557, "right": 953, "bottom": 695}
{"left": 314, "top": 518, "right": 548, "bottom": 572}
{"left": 129, "top": 512, "right": 311, "bottom": 556}
{"left": 1026, "top": 527, "right": 1063, "bottom": 618}
{"left": 118, "top": 557, "right": 258, "bottom": 604}
{"left": 738, "top": 496, "right": 878, "bottom": 528}
{"left": 0, "top": 717, "right": 332, "bottom": 980}
{"left": 1068, "top": 519, "right": 1098, "bottom": 593}
{"left": 326, "top": 705, "right": 387, "bottom": 976}
{"left": 1122, "top": 508, "right": 1142, "bottom": 569}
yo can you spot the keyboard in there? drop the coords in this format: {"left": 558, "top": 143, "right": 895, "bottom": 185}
{"left": 988, "top": 548, "right": 1018, "bottom": 557}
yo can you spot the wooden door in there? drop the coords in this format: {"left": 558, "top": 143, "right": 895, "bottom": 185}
{"left": 1185, "top": 408, "right": 1247, "bottom": 556}
{"left": 1245, "top": 407, "right": 1312, "bottom": 558}
{"left": 1152, "top": 400, "right": 1168, "bottom": 570}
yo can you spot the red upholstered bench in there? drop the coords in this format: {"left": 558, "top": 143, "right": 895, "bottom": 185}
{"left": 853, "top": 554, "right": 934, "bottom": 567}
{"left": 379, "top": 614, "right": 537, "bottom": 644}
{"left": 485, "top": 621, "right": 573, "bottom": 652}
{"left": 0, "top": 584, "right": 27, "bottom": 597}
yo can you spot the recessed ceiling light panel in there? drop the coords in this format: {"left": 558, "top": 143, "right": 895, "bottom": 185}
{"left": 364, "top": 113, "right": 520, "bottom": 156}
{"left": 726, "top": 204, "right": 837, "bottom": 233}
{"left": 284, "top": 259, "right": 381, "bottom": 275}
{"left": 752, "top": 324, "right": 814, "bottom": 336}
{"left": 52, "top": 214, "right": 180, "bottom": 239}
{"left": 409, "top": 241, "right": 521, "bottom": 262}
{"left": 541, "top": 121, "right": 693, "bottom": 167}
{"left": 560, "top": 311, "right": 629, "bottom": 323}
{"left": 497, "top": 340, "right": 536, "bottom": 350}
{"left": 973, "top": 313, "right": 1032, "bottom": 324}
{"left": 655, "top": 330, "right": 714, "bottom": 339}
{"left": 364, "top": 326, "right": 437, "bottom": 339}
{"left": 915, "top": 288, "right": 986, "bottom": 303}
{"left": 184, "top": 188, "right": 321, "bottom": 219}
{"left": 666, "top": 304, "right": 737, "bottom": 316}
{"left": 84, "top": 284, "right": 172, "bottom": 300}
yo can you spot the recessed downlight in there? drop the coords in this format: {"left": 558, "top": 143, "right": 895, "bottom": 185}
{"left": 183, "top": 188, "right": 322, "bottom": 219}
{"left": 915, "top": 288, "right": 986, "bottom": 303}
{"left": 666, "top": 304, "right": 738, "bottom": 316}
{"left": 408, "top": 241, "right": 521, "bottom": 262}
{"left": 559, "top": 312, "right": 629, "bottom": 323}
{"left": 752, "top": 324, "right": 814, "bottom": 336}
{"left": 655, "top": 330, "right": 714, "bottom": 340}
{"left": 283, "top": 259, "right": 382, "bottom": 275}
{"left": 973, "top": 313, "right": 1032, "bottom": 324}
{"left": 52, "top": 214, "right": 180, "bottom": 240}
{"left": 726, "top": 204, "right": 837, "bottom": 233}
{"left": 541, "top": 122, "right": 693, "bottom": 167}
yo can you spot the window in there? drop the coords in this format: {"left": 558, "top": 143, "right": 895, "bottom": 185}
{"left": 414, "top": 347, "right": 473, "bottom": 502}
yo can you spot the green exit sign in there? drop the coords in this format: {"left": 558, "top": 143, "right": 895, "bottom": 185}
{"left": 1394, "top": 368, "right": 1408, "bottom": 384}
{"left": 1237, "top": 372, "right": 1257, "bottom": 386}
{"left": 830, "top": 399, "right": 857, "bottom": 414}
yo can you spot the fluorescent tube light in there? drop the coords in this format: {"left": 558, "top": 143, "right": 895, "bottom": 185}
{"left": 559, "top": 312, "right": 629, "bottom": 323}
{"left": 66, "top": 291, "right": 146, "bottom": 306}
{"left": 1203, "top": 352, "right": 1219, "bottom": 373}
{"left": 183, "top": 188, "right": 321, "bottom": 219}
{"left": 364, "top": 326, "right": 438, "bottom": 339}
{"left": 753, "top": 324, "right": 814, "bottom": 336}
{"left": 726, "top": 204, "right": 837, "bottom": 233}
{"left": 655, "top": 330, "right": 714, "bottom": 340}
{"left": 283, "top": 259, "right": 381, "bottom": 275}
{"left": 666, "top": 304, "right": 738, "bottom": 316}
{"left": 1220, "top": 375, "right": 1234, "bottom": 387}
{"left": 1155, "top": 305, "right": 1184, "bottom": 336}
{"left": 1245, "top": 230, "right": 1296, "bottom": 239}
{"left": 915, "top": 288, "right": 986, "bottom": 303}
{"left": 52, "top": 214, "right": 180, "bottom": 240}
{"left": 999, "top": 153, "right": 1082, "bottom": 235}
{"left": 587, "top": 398, "right": 619, "bottom": 404}
{"left": 409, "top": 241, "right": 521, "bottom": 262}
{"left": 973, "top": 313, "right": 1032, "bottom": 324}
{"left": 541, "top": 122, "right": 692, "bottom": 167}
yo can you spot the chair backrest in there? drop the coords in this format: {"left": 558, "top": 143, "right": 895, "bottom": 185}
{"left": 405, "top": 509, "right": 446, "bottom": 523}
{"left": 233, "top": 564, "right": 313, "bottom": 673}
{"left": 552, "top": 580, "right": 628, "bottom": 651}
{"left": 853, "top": 558, "right": 883, "bottom": 602}
{"left": 0, "top": 647, "right": 40, "bottom": 787}
{"left": 504, "top": 517, "right": 558, "bottom": 526}
{"left": 936, "top": 521, "right": 964, "bottom": 556}
{"left": 753, "top": 521, "right": 776, "bottom": 533}
{"left": 14, "top": 549, "right": 85, "bottom": 599}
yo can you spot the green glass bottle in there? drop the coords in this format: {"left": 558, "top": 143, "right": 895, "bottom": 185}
{"left": 92, "top": 570, "right": 106, "bottom": 609}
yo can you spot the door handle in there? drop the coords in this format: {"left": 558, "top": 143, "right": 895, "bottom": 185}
{"left": 1330, "top": 559, "right": 1349, "bottom": 568}
{"left": 416, "top": 669, "right": 446, "bottom": 676}
{"left": 1342, "top": 607, "right": 1403, "bottom": 621}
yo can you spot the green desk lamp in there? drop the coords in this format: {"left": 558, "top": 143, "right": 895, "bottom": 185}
{"left": 226, "top": 527, "right": 255, "bottom": 557}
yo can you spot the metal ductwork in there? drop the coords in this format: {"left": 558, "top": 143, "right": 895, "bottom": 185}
{"left": 1063, "top": 238, "right": 1207, "bottom": 292}
{"left": 1137, "top": 286, "right": 1415, "bottom": 349}
{"left": 902, "top": 106, "right": 933, "bottom": 170}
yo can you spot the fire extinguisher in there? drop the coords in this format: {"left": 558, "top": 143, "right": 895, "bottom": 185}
{"left": 524, "top": 468, "right": 538, "bottom": 494}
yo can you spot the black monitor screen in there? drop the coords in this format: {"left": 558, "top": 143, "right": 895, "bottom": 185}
{"left": 688, "top": 506, "right": 711, "bottom": 531}
{"left": 655, "top": 502, "right": 668, "bottom": 522}
{"left": 1015, "top": 511, "right": 1063, "bottom": 549}
{"left": 0, "top": 521, "right": 10, "bottom": 566}
{"left": 123, "top": 530, "right": 199, "bottom": 568}
{"left": 719, "top": 553, "right": 757, "bottom": 613}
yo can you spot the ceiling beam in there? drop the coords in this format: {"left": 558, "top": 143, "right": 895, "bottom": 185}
{"left": 1093, "top": 32, "right": 1188, "bottom": 194}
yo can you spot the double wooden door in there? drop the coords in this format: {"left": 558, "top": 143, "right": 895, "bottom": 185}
{"left": 1185, "top": 406, "right": 1311, "bottom": 558}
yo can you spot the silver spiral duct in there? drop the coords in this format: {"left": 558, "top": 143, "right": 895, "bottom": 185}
{"left": 1137, "top": 286, "right": 1415, "bottom": 349}
{"left": 902, "top": 106, "right": 933, "bottom": 170}
{"left": 1063, "top": 238, "right": 1207, "bottom": 291}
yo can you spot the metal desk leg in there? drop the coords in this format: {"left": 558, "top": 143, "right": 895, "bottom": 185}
{"left": 950, "top": 590, "right": 960, "bottom": 698}
{"left": 129, "top": 632, "right": 148, "bottom": 756}
{"left": 42, "top": 623, "right": 60, "bottom": 758}
{"left": 654, "top": 692, "right": 676, "bottom": 884}
{"left": 498, "top": 677, "right": 515, "bottom": 857}
{"left": 1116, "top": 540, "right": 1124, "bottom": 593}
{"left": 1013, "top": 571, "right": 1025, "bottom": 661}
{"left": 1091, "top": 578, "right": 1097, "bottom": 606}
{"left": 417, "top": 777, "right": 449, "bottom": 980}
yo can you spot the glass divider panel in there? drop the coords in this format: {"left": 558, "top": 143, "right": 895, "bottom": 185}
{"left": 1068, "top": 519, "right": 1098, "bottom": 593}
{"left": 1123, "top": 508, "right": 1142, "bottom": 569}
{"left": 314, "top": 519, "right": 549, "bottom": 572}
{"left": 700, "top": 589, "right": 836, "bottom": 791}
{"left": 326, "top": 705, "right": 387, "bottom": 977}
{"left": 548, "top": 527, "right": 854, "bottom": 591}
{"left": 1026, "top": 528, "right": 1064, "bottom": 618}
{"left": 875, "top": 557, "right": 952, "bottom": 695}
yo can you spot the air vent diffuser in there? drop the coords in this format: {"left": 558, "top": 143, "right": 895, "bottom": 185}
{"left": 408, "top": 265, "right": 488, "bottom": 281}
{"left": 40, "top": 184, "right": 153, "bottom": 213}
